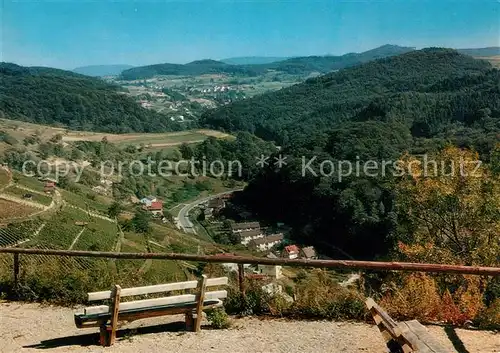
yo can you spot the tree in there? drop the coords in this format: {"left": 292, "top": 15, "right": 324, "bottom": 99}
{"left": 396, "top": 147, "right": 500, "bottom": 266}
{"left": 132, "top": 209, "right": 151, "bottom": 233}
{"left": 70, "top": 147, "right": 83, "bottom": 161}
{"left": 108, "top": 201, "right": 123, "bottom": 218}
{"left": 50, "top": 134, "right": 63, "bottom": 143}
{"left": 179, "top": 143, "right": 194, "bottom": 160}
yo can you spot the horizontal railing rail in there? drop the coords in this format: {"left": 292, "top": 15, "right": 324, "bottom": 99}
{"left": 1, "top": 247, "right": 499, "bottom": 276}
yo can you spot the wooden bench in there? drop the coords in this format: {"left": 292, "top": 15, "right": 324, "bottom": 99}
{"left": 366, "top": 298, "right": 448, "bottom": 353}
{"left": 75, "top": 275, "right": 228, "bottom": 346}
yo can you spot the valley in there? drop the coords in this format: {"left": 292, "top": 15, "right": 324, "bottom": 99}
{"left": 0, "top": 44, "right": 499, "bottom": 336}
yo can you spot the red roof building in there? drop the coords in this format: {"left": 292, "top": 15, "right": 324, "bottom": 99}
{"left": 283, "top": 245, "right": 300, "bottom": 259}
{"left": 149, "top": 201, "right": 163, "bottom": 210}
{"left": 147, "top": 201, "right": 163, "bottom": 216}
{"left": 44, "top": 181, "right": 56, "bottom": 193}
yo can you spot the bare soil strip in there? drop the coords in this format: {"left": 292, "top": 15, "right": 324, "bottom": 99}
{"left": 0, "top": 302, "right": 497, "bottom": 353}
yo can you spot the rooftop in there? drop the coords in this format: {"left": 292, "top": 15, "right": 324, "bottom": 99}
{"left": 251, "top": 233, "right": 284, "bottom": 245}
{"left": 208, "top": 198, "right": 225, "bottom": 208}
{"left": 239, "top": 229, "right": 263, "bottom": 238}
{"left": 301, "top": 246, "right": 317, "bottom": 258}
{"left": 285, "top": 245, "right": 300, "bottom": 254}
{"left": 148, "top": 201, "right": 163, "bottom": 211}
{"left": 231, "top": 221, "right": 260, "bottom": 231}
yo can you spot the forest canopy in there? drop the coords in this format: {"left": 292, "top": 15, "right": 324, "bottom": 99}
{"left": 203, "top": 49, "right": 500, "bottom": 260}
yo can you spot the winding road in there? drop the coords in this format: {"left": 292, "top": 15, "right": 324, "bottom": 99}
{"left": 177, "top": 189, "right": 243, "bottom": 234}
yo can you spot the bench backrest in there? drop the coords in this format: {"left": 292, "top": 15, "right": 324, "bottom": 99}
{"left": 366, "top": 298, "right": 448, "bottom": 353}
{"left": 84, "top": 276, "right": 228, "bottom": 316}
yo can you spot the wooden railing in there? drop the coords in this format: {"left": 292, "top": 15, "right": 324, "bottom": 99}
{"left": 1, "top": 247, "right": 499, "bottom": 277}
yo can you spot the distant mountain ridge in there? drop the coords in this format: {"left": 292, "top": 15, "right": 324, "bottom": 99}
{"left": 221, "top": 56, "right": 289, "bottom": 65}
{"left": 457, "top": 47, "right": 500, "bottom": 57}
{"left": 119, "top": 44, "right": 416, "bottom": 80}
{"left": 73, "top": 46, "right": 500, "bottom": 79}
{"left": 221, "top": 46, "right": 500, "bottom": 66}
{"left": 73, "top": 64, "right": 134, "bottom": 77}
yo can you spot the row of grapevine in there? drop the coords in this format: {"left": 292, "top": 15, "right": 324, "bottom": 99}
{"left": 0, "top": 219, "right": 43, "bottom": 247}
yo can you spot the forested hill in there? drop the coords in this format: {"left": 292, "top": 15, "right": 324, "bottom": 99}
{"left": 119, "top": 45, "right": 415, "bottom": 80}
{"left": 201, "top": 48, "right": 499, "bottom": 150}
{"left": 0, "top": 63, "right": 182, "bottom": 133}
{"left": 120, "top": 59, "right": 257, "bottom": 80}
{"left": 204, "top": 48, "right": 500, "bottom": 260}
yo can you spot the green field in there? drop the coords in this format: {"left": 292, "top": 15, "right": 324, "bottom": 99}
{"left": 4, "top": 185, "right": 53, "bottom": 206}
{"left": 60, "top": 189, "right": 112, "bottom": 214}
{"left": 12, "top": 172, "right": 47, "bottom": 193}
{"left": 72, "top": 218, "right": 118, "bottom": 252}
{"left": 34, "top": 207, "right": 89, "bottom": 248}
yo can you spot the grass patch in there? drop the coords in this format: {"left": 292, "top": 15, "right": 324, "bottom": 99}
{"left": 60, "top": 189, "right": 111, "bottom": 214}
{"left": 12, "top": 172, "right": 46, "bottom": 193}
{"left": 0, "top": 168, "right": 11, "bottom": 188}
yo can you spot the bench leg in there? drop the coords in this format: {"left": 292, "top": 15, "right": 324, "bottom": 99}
{"left": 185, "top": 312, "right": 194, "bottom": 331}
{"left": 99, "top": 324, "right": 109, "bottom": 347}
{"left": 109, "top": 284, "right": 122, "bottom": 346}
{"left": 193, "top": 275, "right": 207, "bottom": 332}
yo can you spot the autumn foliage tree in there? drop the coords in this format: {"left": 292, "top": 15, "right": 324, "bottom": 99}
{"left": 395, "top": 146, "right": 500, "bottom": 266}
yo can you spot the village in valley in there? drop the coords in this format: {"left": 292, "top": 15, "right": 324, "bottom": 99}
{"left": 190, "top": 193, "right": 319, "bottom": 290}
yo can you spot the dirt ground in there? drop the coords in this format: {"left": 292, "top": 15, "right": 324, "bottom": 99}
{"left": 0, "top": 302, "right": 498, "bottom": 353}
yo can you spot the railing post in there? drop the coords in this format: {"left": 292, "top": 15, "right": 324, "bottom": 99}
{"left": 238, "top": 263, "right": 245, "bottom": 297}
{"left": 13, "top": 253, "right": 19, "bottom": 291}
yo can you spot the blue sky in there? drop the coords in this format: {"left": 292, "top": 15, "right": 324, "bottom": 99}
{"left": 1, "top": 0, "right": 499, "bottom": 69}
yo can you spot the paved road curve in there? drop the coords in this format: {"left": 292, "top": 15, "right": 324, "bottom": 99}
{"left": 177, "top": 189, "right": 243, "bottom": 234}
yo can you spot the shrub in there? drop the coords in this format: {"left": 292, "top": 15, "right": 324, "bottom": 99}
{"left": 0, "top": 256, "right": 113, "bottom": 305}
{"left": 224, "top": 271, "right": 366, "bottom": 321}
{"left": 380, "top": 273, "right": 441, "bottom": 322}
{"left": 474, "top": 299, "right": 500, "bottom": 330}
{"left": 380, "top": 273, "right": 489, "bottom": 326}
{"left": 224, "top": 283, "right": 272, "bottom": 316}
{"left": 206, "top": 308, "right": 231, "bottom": 329}
{"left": 291, "top": 273, "right": 366, "bottom": 320}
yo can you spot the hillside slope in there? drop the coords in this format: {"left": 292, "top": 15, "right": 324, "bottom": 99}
{"left": 221, "top": 56, "right": 289, "bottom": 65}
{"left": 258, "top": 44, "right": 415, "bottom": 74}
{"left": 120, "top": 59, "right": 257, "bottom": 80}
{"left": 0, "top": 63, "right": 182, "bottom": 133}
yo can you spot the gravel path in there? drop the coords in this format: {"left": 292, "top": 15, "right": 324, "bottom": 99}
{"left": 0, "top": 302, "right": 498, "bottom": 353}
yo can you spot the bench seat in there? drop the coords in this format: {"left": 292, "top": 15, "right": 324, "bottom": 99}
{"left": 75, "top": 298, "right": 222, "bottom": 328}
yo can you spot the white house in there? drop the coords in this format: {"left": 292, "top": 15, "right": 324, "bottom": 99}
{"left": 238, "top": 229, "right": 264, "bottom": 245}
{"left": 257, "top": 253, "right": 283, "bottom": 279}
{"left": 249, "top": 233, "right": 284, "bottom": 252}
{"left": 140, "top": 195, "right": 157, "bottom": 207}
